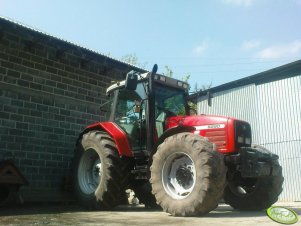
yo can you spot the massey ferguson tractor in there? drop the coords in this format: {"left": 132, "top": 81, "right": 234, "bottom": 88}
{"left": 72, "top": 65, "right": 283, "bottom": 216}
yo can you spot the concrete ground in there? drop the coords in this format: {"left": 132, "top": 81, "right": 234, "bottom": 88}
{"left": 0, "top": 202, "right": 300, "bottom": 226}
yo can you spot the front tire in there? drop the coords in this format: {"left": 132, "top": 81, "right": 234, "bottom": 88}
{"left": 150, "top": 133, "right": 226, "bottom": 216}
{"left": 73, "top": 130, "right": 130, "bottom": 209}
{"left": 224, "top": 162, "right": 283, "bottom": 210}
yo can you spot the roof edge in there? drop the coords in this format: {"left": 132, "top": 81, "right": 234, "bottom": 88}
{"left": 0, "top": 15, "right": 146, "bottom": 73}
{"left": 189, "top": 59, "right": 301, "bottom": 100}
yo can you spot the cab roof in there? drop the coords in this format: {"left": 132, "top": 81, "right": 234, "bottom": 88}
{"left": 106, "top": 72, "right": 189, "bottom": 94}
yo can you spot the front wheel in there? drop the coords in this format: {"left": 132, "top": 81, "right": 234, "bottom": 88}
{"left": 150, "top": 133, "right": 226, "bottom": 216}
{"left": 72, "top": 130, "right": 130, "bottom": 209}
{"left": 224, "top": 165, "right": 284, "bottom": 210}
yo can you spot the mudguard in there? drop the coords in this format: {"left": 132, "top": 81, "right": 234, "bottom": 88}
{"left": 147, "top": 125, "right": 195, "bottom": 176}
{"left": 79, "top": 122, "right": 133, "bottom": 157}
{"left": 154, "top": 125, "right": 195, "bottom": 151}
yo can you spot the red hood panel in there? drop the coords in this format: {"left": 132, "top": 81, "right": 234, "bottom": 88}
{"left": 166, "top": 115, "right": 237, "bottom": 153}
{"left": 166, "top": 115, "right": 230, "bottom": 129}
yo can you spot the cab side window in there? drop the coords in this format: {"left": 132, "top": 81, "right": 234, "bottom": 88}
{"left": 114, "top": 84, "right": 146, "bottom": 151}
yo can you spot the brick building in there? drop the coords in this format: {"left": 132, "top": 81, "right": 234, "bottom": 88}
{"left": 0, "top": 17, "right": 144, "bottom": 202}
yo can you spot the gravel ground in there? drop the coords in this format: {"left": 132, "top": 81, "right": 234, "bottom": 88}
{"left": 0, "top": 202, "right": 300, "bottom": 226}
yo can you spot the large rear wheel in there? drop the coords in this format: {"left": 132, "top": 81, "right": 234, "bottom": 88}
{"left": 150, "top": 133, "right": 226, "bottom": 216}
{"left": 73, "top": 130, "right": 130, "bottom": 209}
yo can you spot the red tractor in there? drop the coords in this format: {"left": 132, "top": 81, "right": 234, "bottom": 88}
{"left": 72, "top": 65, "right": 283, "bottom": 216}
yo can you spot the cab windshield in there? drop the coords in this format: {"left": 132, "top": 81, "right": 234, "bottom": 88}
{"left": 154, "top": 84, "right": 187, "bottom": 117}
{"left": 154, "top": 84, "right": 187, "bottom": 137}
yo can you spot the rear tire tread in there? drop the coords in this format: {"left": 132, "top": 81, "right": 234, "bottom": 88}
{"left": 73, "top": 130, "right": 131, "bottom": 210}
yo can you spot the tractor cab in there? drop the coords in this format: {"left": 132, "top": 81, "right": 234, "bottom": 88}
{"left": 105, "top": 70, "right": 190, "bottom": 155}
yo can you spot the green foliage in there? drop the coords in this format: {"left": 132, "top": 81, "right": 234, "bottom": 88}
{"left": 120, "top": 53, "right": 148, "bottom": 69}
{"left": 181, "top": 74, "right": 190, "bottom": 82}
{"left": 120, "top": 54, "right": 139, "bottom": 65}
{"left": 164, "top": 94, "right": 186, "bottom": 116}
{"left": 163, "top": 65, "right": 173, "bottom": 77}
{"left": 189, "top": 82, "right": 212, "bottom": 114}
{"left": 188, "top": 100, "right": 197, "bottom": 113}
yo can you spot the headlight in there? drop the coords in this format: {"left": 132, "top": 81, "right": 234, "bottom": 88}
{"left": 245, "top": 138, "right": 251, "bottom": 145}
{"left": 235, "top": 121, "right": 252, "bottom": 148}
{"left": 237, "top": 136, "right": 244, "bottom": 143}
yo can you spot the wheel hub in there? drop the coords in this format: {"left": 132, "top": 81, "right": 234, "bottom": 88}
{"left": 162, "top": 152, "right": 196, "bottom": 200}
{"left": 175, "top": 165, "right": 194, "bottom": 187}
{"left": 92, "top": 161, "right": 102, "bottom": 183}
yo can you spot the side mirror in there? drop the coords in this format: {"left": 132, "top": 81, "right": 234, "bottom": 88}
{"left": 125, "top": 71, "right": 138, "bottom": 90}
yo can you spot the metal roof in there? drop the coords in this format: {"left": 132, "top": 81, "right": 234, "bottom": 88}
{"left": 189, "top": 59, "right": 301, "bottom": 100}
{"left": 0, "top": 16, "right": 146, "bottom": 73}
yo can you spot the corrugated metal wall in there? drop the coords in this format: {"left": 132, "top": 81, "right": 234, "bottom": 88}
{"left": 197, "top": 75, "right": 301, "bottom": 201}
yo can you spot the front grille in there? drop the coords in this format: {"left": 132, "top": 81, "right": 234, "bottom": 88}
{"left": 235, "top": 121, "right": 252, "bottom": 148}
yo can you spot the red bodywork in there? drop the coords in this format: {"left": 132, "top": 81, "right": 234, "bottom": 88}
{"left": 86, "top": 115, "right": 241, "bottom": 157}
{"left": 86, "top": 122, "right": 133, "bottom": 157}
{"left": 166, "top": 115, "right": 238, "bottom": 154}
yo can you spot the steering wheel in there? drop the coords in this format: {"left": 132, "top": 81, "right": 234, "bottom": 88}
{"left": 156, "top": 105, "right": 176, "bottom": 118}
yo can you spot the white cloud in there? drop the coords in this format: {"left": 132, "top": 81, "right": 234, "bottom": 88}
{"left": 241, "top": 40, "right": 261, "bottom": 51}
{"left": 256, "top": 41, "right": 301, "bottom": 59}
{"left": 222, "top": 0, "right": 254, "bottom": 7}
{"left": 193, "top": 41, "right": 208, "bottom": 55}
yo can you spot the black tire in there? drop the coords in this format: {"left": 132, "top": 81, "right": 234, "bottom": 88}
{"left": 131, "top": 181, "right": 160, "bottom": 209}
{"left": 150, "top": 132, "right": 226, "bottom": 216}
{"left": 224, "top": 145, "right": 284, "bottom": 210}
{"left": 73, "top": 130, "right": 130, "bottom": 210}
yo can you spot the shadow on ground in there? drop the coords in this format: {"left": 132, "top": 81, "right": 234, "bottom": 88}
{"left": 2, "top": 203, "right": 300, "bottom": 217}
{"left": 0, "top": 203, "right": 300, "bottom": 226}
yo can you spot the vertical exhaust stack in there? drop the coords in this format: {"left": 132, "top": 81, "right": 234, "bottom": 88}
{"left": 146, "top": 64, "right": 158, "bottom": 152}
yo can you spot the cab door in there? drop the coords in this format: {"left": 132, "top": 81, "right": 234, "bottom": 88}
{"left": 114, "top": 84, "right": 147, "bottom": 153}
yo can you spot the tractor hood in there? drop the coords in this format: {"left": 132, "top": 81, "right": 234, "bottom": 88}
{"left": 165, "top": 115, "right": 245, "bottom": 154}
{"left": 165, "top": 115, "right": 250, "bottom": 154}
{"left": 166, "top": 115, "right": 230, "bottom": 130}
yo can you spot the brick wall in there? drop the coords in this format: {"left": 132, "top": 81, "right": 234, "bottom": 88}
{"left": 0, "top": 19, "right": 141, "bottom": 202}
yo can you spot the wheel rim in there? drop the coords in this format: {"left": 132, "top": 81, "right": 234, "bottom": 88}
{"left": 78, "top": 149, "right": 102, "bottom": 195}
{"left": 162, "top": 152, "right": 196, "bottom": 200}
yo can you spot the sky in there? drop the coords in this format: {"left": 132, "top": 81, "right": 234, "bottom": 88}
{"left": 1, "top": 0, "right": 301, "bottom": 92}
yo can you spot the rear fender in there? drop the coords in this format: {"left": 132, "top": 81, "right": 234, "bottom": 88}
{"left": 78, "top": 122, "right": 133, "bottom": 157}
